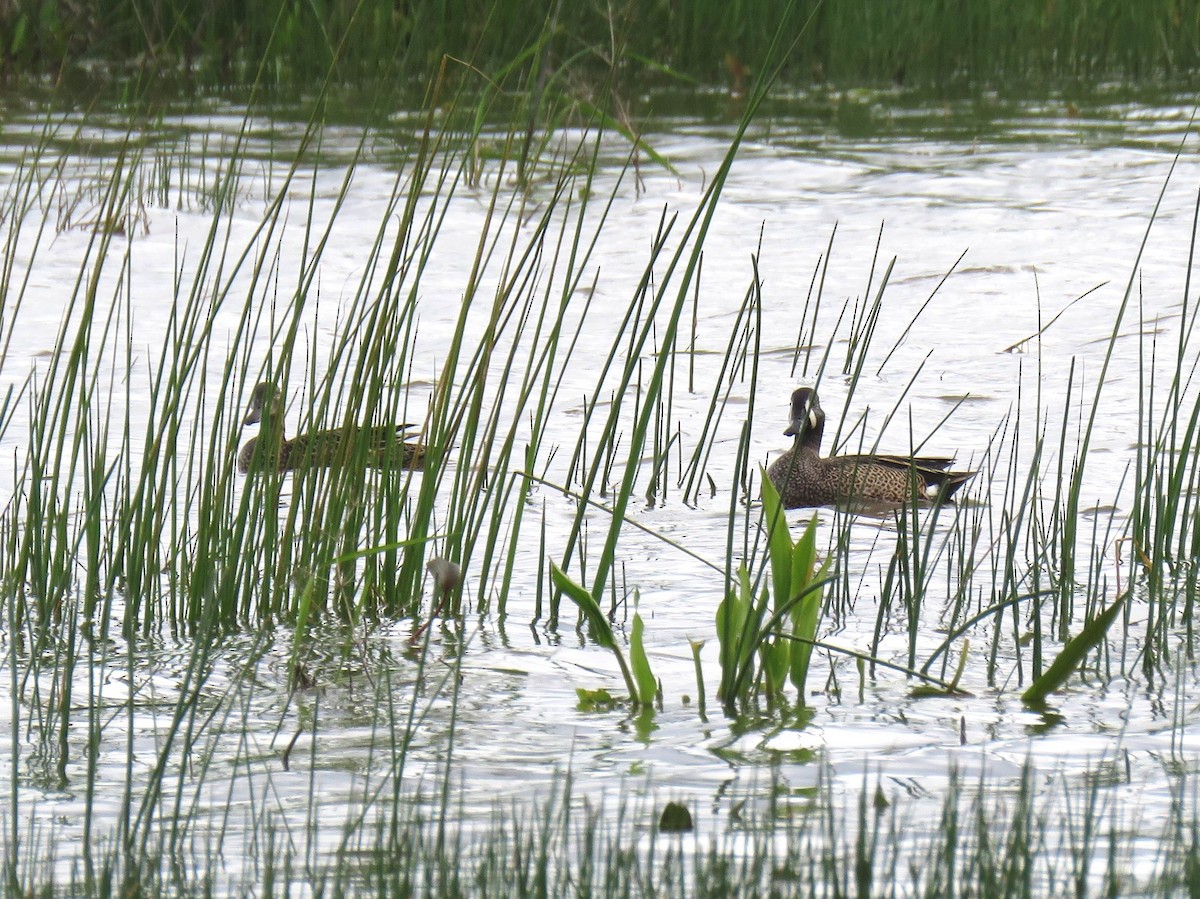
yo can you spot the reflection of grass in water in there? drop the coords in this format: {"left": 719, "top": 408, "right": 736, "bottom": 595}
{"left": 10, "top": 756, "right": 1200, "bottom": 895}
{"left": 4, "top": 16, "right": 1200, "bottom": 899}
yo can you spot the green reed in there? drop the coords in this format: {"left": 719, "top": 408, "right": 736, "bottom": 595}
{"left": 1130, "top": 185, "right": 1200, "bottom": 666}
{"left": 4, "top": 6, "right": 1200, "bottom": 898}
{"left": 0, "top": 80, "right": 1171, "bottom": 681}
{"left": 4, "top": 0, "right": 1200, "bottom": 97}
{"left": 0, "top": 63, "right": 643, "bottom": 886}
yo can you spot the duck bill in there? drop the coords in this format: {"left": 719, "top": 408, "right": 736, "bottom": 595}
{"left": 783, "top": 407, "right": 818, "bottom": 439}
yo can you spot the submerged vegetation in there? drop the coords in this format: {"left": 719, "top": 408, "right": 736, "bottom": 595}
{"left": 2, "top": 3, "right": 1200, "bottom": 896}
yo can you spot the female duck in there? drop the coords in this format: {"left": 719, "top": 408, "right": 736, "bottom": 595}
{"left": 237, "top": 382, "right": 425, "bottom": 475}
{"left": 766, "top": 387, "right": 974, "bottom": 509}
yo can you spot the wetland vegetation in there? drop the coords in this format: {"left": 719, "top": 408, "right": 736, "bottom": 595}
{"left": 4, "top": 0, "right": 1199, "bottom": 97}
{"left": 3, "top": 1, "right": 1200, "bottom": 895}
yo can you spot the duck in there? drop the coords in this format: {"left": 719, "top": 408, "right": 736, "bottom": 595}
{"left": 766, "top": 387, "right": 975, "bottom": 509}
{"left": 237, "top": 382, "right": 425, "bottom": 475}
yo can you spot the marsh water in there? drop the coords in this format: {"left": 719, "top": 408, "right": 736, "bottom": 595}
{"left": 3, "top": 91, "right": 1200, "bottom": 889}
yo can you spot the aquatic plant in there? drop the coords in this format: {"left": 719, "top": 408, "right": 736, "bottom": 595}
{"left": 716, "top": 472, "right": 831, "bottom": 712}
{"left": 2, "top": 0, "right": 1198, "bottom": 96}
{"left": 3, "top": 3, "right": 1200, "bottom": 895}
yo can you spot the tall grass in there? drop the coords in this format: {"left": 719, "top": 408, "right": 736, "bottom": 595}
{"left": 3, "top": 4, "right": 1200, "bottom": 895}
{"left": 0, "top": 10, "right": 819, "bottom": 886}
{"left": 2, "top": 0, "right": 1198, "bottom": 98}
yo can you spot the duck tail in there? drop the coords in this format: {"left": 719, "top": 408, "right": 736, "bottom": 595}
{"left": 929, "top": 468, "right": 976, "bottom": 499}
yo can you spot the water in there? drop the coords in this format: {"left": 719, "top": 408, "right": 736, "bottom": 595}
{"left": 2, "top": 94, "right": 1199, "bottom": 890}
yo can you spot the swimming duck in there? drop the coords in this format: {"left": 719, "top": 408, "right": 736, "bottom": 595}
{"left": 237, "top": 382, "right": 425, "bottom": 475}
{"left": 766, "top": 387, "right": 974, "bottom": 509}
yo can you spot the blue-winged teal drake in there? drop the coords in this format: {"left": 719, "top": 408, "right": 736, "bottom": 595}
{"left": 766, "top": 387, "right": 975, "bottom": 510}
{"left": 237, "top": 382, "right": 425, "bottom": 475}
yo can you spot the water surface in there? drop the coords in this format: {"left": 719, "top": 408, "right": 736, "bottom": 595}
{"left": 1, "top": 93, "right": 1198, "bottom": 888}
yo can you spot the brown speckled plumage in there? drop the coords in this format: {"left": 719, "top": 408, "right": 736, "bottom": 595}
{"left": 766, "top": 388, "right": 974, "bottom": 509}
{"left": 237, "top": 382, "right": 425, "bottom": 475}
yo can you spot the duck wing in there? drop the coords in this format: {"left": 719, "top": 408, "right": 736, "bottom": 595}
{"left": 834, "top": 453, "right": 958, "bottom": 474}
{"left": 834, "top": 453, "right": 976, "bottom": 498}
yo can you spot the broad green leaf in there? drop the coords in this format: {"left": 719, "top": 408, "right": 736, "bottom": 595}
{"left": 576, "top": 688, "right": 620, "bottom": 711}
{"left": 717, "top": 566, "right": 759, "bottom": 704}
{"left": 550, "top": 561, "right": 615, "bottom": 650}
{"left": 790, "top": 514, "right": 819, "bottom": 601}
{"left": 551, "top": 562, "right": 640, "bottom": 705}
{"left": 715, "top": 589, "right": 740, "bottom": 649}
{"left": 716, "top": 567, "right": 752, "bottom": 660}
{"left": 761, "top": 633, "right": 790, "bottom": 696}
{"left": 1022, "top": 593, "right": 1128, "bottom": 705}
{"left": 788, "top": 593, "right": 820, "bottom": 695}
{"left": 789, "top": 554, "right": 831, "bottom": 696}
{"left": 630, "top": 609, "right": 657, "bottom": 706}
{"left": 761, "top": 468, "right": 794, "bottom": 606}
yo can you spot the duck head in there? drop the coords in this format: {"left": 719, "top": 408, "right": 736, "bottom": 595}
{"left": 783, "top": 387, "right": 825, "bottom": 447}
{"left": 243, "top": 382, "right": 284, "bottom": 427}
